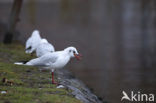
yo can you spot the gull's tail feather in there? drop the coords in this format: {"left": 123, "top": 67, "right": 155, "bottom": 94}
{"left": 14, "top": 61, "right": 28, "bottom": 65}
{"left": 14, "top": 62, "right": 24, "bottom": 65}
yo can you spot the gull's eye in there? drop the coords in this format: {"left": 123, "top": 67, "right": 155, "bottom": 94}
{"left": 73, "top": 51, "right": 76, "bottom": 54}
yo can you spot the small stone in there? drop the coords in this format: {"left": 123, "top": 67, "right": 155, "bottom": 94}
{"left": 1, "top": 91, "right": 7, "bottom": 94}
{"left": 56, "top": 85, "right": 65, "bottom": 89}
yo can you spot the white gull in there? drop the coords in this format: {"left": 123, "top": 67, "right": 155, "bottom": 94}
{"left": 15, "top": 46, "right": 81, "bottom": 84}
{"left": 25, "top": 30, "right": 55, "bottom": 57}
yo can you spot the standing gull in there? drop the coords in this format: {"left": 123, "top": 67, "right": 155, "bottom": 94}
{"left": 15, "top": 47, "right": 81, "bottom": 84}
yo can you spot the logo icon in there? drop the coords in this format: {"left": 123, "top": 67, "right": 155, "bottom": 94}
{"left": 121, "top": 91, "right": 131, "bottom": 101}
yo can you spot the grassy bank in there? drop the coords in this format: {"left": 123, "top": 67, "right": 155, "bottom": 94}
{"left": 0, "top": 43, "right": 82, "bottom": 103}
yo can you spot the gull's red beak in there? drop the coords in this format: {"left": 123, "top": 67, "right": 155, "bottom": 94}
{"left": 74, "top": 53, "right": 82, "bottom": 60}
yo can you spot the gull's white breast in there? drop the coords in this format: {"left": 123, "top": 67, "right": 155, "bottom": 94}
{"left": 52, "top": 53, "right": 70, "bottom": 69}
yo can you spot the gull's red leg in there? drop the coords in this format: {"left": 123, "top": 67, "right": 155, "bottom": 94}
{"left": 51, "top": 72, "right": 57, "bottom": 84}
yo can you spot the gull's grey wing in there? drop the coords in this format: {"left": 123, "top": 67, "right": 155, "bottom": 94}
{"left": 36, "top": 42, "right": 55, "bottom": 57}
{"left": 45, "top": 43, "right": 55, "bottom": 52}
{"left": 26, "top": 53, "right": 58, "bottom": 66}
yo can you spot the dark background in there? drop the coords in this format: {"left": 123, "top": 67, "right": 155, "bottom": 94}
{"left": 0, "top": 0, "right": 156, "bottom": 103}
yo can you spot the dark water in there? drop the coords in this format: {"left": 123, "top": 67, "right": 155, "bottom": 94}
{"left": 0, "top": 0, "right": 156, "bottom": 103}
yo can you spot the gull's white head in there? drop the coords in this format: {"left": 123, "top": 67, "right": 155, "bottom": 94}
{"left": 64, "top": 46, "right": 81, "bottom": 60}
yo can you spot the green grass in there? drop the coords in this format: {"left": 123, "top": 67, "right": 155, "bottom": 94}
{"left": 0, "top": 43, "right": 82, "bottom": 103}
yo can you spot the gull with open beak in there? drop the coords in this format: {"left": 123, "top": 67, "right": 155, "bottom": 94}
{"left": 14, "top": 46, "right": 81, "bottom": 84}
